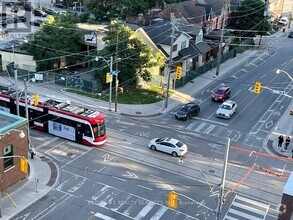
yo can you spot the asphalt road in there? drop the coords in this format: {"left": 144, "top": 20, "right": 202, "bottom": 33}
{"left": 9, "top": 34, "right": 293, "bottom": 220}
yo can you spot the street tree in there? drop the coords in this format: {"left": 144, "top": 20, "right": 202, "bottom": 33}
{"left": 21, "top": 17, "right": 83, "bottom": 71}
{"left": 237, "top": 0, "right": 270, "bottom": 38}
{"left": 94, "top": 22, "right": 163, "bottom": 88}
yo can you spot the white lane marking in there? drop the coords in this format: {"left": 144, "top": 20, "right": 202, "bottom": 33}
{"left": 203, "top": 125, "right": 216, "bottom": 134}
{"left": 149, "top": 174, "right": 163, "bottom": 180}
{"left": 135, "top": 202, "right": 156, "bottom": 219}
{"left": 138, "top": 185, "right": 153, "bottom": 191}
{"left": 193, "top": 117, "right": 229, "bottom": 126}
{"left": 37, "top": 137, "right": 60, "bottom": 149}
{"left": 94, "top": 213, "right": 116, "bottom": 220}
{"left": 122, "top": 166, "right": 138, "bottom": 171}
{"left": 112, "top": 176, "right": 126, "bottom": 182}
{"left": 122, "top": 171, "right": 138, "bottom": 179}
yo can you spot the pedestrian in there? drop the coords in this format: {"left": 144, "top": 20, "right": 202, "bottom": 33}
{"left": 278, "top": 135, "right": 284, "bottom": 149}
{"left": 284, "top": 136, "right": 290, "bottom": 151}
{"left": 292, "top": 149, "right": 293, "bottom": 159}
{"left": 29, "top": 148, "right": 36, "bottom": 159}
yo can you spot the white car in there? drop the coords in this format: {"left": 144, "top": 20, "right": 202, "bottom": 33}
{"left": 216, "top": 100, "right": 237, "bottom": 119}
{"left": 148, "top": 137, "right": 188, "bottom": 157}
{"left": 279, "top": 17, "right": 289, "bottom": 26}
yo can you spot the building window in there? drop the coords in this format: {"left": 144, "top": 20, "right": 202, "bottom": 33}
{"left": 3, "top": 145, "right": 14, "bottom": 170}
{"left": 181, "top": 41, "right": 186, "bottom": 50}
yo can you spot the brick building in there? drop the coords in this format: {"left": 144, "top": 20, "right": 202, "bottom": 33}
{"left": 278, "top": 172, "right": 293, "bottom": 220}
{"left": 0, "top": 111, "right": 28, "bottom": 191}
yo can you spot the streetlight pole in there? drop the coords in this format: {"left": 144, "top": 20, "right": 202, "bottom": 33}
{"left": 114, "top": 29, "right": 119, "bottom": 112}
{"left": 164, "top": 18, "right": 175, "bottom": 109}
{"left": 24, "top": 78, "right": 35, "bottom": 150}
{"left": 215, "top": 0, "right": 228, "bottom": 76}
{"left": 276, "top": 69, "right": 293, "bottom": 81}
{"left": 109, "top": 56, "right": 113, "bottom": 111}
{"left": 12, "top": 45, "right": 19, "bottom": 116}
{"left": 216, "top": 138, "right": 231, "bottom": 220}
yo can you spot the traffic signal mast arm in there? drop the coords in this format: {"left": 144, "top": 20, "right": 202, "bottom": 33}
{"left": 253, "top": 82, "right": 292, "bottom": 98}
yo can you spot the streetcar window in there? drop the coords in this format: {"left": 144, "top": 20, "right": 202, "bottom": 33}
{"left": 84, "top": 125, "right": 92, "bottom": 137}
{"left": 92, "top": 122, "right": 106, "bottom": 138}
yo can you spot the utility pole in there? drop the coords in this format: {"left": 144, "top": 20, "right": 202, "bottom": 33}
{"left": 108, "top": 56, "right": 113, "bottom": 111}
{"left": 13, "top": 46, "right": 20, "bottom": 116}
{"left": 259, "top": 0, "right": 269, "bottom": 46}
{"left": 114, "top": 29, "right": 119, "bottom": 112}
{"left": 164, "top": 15, "right": 175, "bottom": 109}
{"left": 216, "top": 138, "right": 231, "bottom": 219}
{"left": 215, "top": 0, "right": 228, "bottom": 76}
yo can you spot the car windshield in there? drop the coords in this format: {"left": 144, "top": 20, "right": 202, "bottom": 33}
{"left": 221, "top": 105, "right": 231, "bottom": 110}
{"left": 155, "top": 138, "right": 166, "bottom": 143}
{"left": 181, "top": 106, "right": 189, "bottom": 111}
{"left": 176, "top": 141, "right": 184, "bottom": 148}
{"left": 215, "top": 89, "right": 224, "bottom": 95}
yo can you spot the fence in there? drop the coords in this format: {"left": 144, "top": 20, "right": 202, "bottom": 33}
{"left": 6, "top": 63, "right": 103, "bottom": 94}
{"left": 175, "top": 40, "right": 251, "bottom": 88}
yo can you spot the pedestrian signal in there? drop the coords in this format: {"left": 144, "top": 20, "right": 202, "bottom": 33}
{"left": 33, "top": 94, "right": 39, "bottom": 106}
{"left": 176, "top": 66, "right": 182, "bottom": 80}
{"left": 167, "top": 191, "right": 178, "bottom": 208}
{"left": 106, "top": 73, "right": 111, "bottom": 84}
{"left": 20, "top": 158, "right": 28, "bottom": 174}
{"left": 254, "top": 82, "right": 261, "bottom": 94}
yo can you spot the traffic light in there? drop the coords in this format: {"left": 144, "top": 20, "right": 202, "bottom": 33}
{"left": 167, "top": 191, "right": 178, "bottom": 208}
{"left": 106, "top": 73, "right": 111, "bottom": 84}
{"left": 176, "top": 66, "right": 182, "bottom": 80}
{"left": 254, "top": 82, "right": 261, "bottom": 94}
{"left": 33, "top": 94, "right": 39, "bottom": 106}
{"left": 20, "top": 158, "right": 28, "bottom": 174}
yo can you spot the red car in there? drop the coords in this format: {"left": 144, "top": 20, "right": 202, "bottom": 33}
{"left": 211, "top": 86, "right": 231, "bottom": 102}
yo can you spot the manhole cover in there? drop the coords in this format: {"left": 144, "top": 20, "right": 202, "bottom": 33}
{"left": 136, "top": 111, "right": 142, "bottom": 114}
{"left": 209, "top": 169, "right": 215, "bottom": 174}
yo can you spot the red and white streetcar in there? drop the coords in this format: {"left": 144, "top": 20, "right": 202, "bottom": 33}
{"left": 0, "top": 86, "right": 107, "bottom": 146}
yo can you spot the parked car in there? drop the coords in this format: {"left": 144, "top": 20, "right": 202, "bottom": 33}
{"left": 211, "top": 86, "right": 231, "bottom": 102}
{"left": 148, "top": 137, "right": 188, "bottom": 157}
{"left": 30, "top": 19, "right": 44, "bottom": 27}
{"left": 288, "top": 31, "right": 293, "bottom": 38}
{"left": 59, "top": 11, "right": 68, "bottom": 16}
{"left": 175, "top": 102, "right": 200, "bottom": 120}
{"left": 279, "top": 17, "right": 289, "bottom": 26}
{"left": 216, "top": 100, "right": 237, "bottom": 119}
{"left": 290, "top": 109, "right": 293, "bottom": 115}
{"left": 43, "top": 8, "right": 59, "bottom": 15}
{"left": 33, "top": 9, "right": 47, "bottom": 17}
{"left": 53, "top": 3, "right": 67, "bottom": 9}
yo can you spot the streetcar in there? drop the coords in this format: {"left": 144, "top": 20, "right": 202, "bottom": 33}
{"left": 0, "top": 86, "right": 107, "bottom": 146}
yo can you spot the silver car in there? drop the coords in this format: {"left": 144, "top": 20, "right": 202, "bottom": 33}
{"left": 216, "top": 100, "right": 237, "bottom": 119}
{"left": 148, "top": 137, "right": 188, "bottom": 157}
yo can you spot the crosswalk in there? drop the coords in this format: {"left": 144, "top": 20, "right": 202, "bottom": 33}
{"left": 185, "top": 121, "right": 243, "bottom": 142}
{"left": 82, "top": 185, "right": 200, "bottom": 220}
{"left": 223, "top": 195, "right": 270, "bottom": 220}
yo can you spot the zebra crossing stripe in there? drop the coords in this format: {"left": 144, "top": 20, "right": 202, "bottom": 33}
{"left": 228, "top": 208, "right": 263, "bottom": 220}
{"left": 194, "top": 122, "right": 206, "bottom": 132}
{"left": 224, "top": 195, "right": 269, "bottom": 220}
{"left": 135, "top": 202, "right": 155, "bottom": 219}
{"left": 150, "top": 206, "right": 168, "bottom": 220}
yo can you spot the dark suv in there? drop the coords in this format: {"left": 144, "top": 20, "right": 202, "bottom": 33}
{"left": 175, "top": 102, "right": 200, "bottom": 120}
{"left": 211, "top": 86, "right": 231, "bottom": 102}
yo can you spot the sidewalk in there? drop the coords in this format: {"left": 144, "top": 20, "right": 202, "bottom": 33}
{"left": 0, "top": 28, "right": 291, "bottom": 218}
{"left": 1, "top": 153, "right": 58, "bottom": 219}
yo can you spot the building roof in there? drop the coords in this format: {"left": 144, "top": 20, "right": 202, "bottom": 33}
{"left": 284, "top": 172, "right": 293, "bottom": 196}
{"left": 176, "top": 1, "right": 206, "bottom": 24}
{"left": 0, "top": 111, "right": 27, "bottom": 135}
{"left": 195, "top": 41, "right": 211, "bottom": 54}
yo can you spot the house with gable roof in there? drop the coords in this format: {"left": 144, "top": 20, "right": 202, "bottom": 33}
{"left": 135, "top": 16, "right": 211, "bottom": 88}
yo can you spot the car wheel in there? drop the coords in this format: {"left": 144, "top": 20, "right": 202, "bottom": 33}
{"left": 172, "top": 151, "right": 178, "bottom": 157}
{"left": 196, "top": 110, "right": 199, "bottom": 116}
{"left": 150, "top": 145, "right": 156, "bottom": 150}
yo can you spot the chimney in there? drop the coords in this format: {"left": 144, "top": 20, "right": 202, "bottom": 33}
{"left": 191, "top": 0, "right": 196, "bottom": 6}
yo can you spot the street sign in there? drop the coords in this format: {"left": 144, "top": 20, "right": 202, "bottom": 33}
{"left": 111, "top": 70, "right": 120, "bottom": 75}
{"left": 270, "top": 90, "right": 285, "bottom": 95}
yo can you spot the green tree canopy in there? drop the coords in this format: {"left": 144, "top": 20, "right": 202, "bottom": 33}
{"left": 237, "top": 0, "right": 270, "bottom": 37}
{"left": 94, "top": 22, "right": 158, "bottom": 88}
{"left": 21, "top": 17, "right": 83, "bottom": 71}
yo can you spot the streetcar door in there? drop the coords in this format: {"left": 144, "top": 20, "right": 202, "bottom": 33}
{"left": 76, "top": 123, "right": 83, "bottom": 143}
